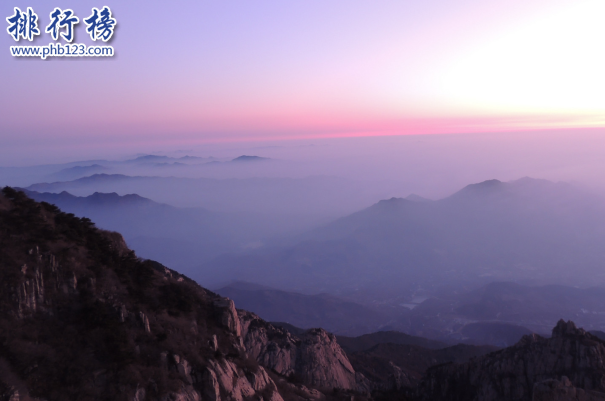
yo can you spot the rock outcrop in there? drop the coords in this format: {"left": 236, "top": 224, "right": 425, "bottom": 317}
{"left": 240, "top": 310, "right": 299, "bottom": 377}
{"left": 213, "top": 298, "right": 242, "bottom": 337}
{"left": 297, "top": 328, "right": 357, "bottom": 389}
{"left": 416, "top": 320, "right": 605, "bottom": 401}
{"left": 240, "top": 311, "right": 358, "bottom": 390}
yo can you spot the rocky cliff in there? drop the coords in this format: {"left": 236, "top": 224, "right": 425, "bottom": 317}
{"left": 416, "top": 320, "right": 605, "bottom": 401}
{"left": 0, "top": 188, "right": 367, "bottom": 401}
{"left": 240, "top": 311, "right": 360, "bottom": 390}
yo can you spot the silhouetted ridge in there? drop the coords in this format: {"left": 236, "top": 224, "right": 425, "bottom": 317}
{"left": 369, "top": 197, "right": 411, "bottom": 210}
{"left": 26, "top": 174, "right": 143, "bottom": 192}
{"left": 88, "top": 191, "right": 149, "bottom": 202}
{"left": 132, "top": 155, "right": 171, "bottom": 162}
{"left": 552, "top": 319, "right": 584, "bottom": 338}
{"left": 448, "top": 179, "right": 504, "bottom": 198}
{"left": 231, "top": 155, "right": 269, "bottom": 162}
{"left": 22, "top": 189, "right": 154, "bottom": 206}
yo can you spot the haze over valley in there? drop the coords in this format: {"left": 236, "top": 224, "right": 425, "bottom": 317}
{"left": 5, "top": 132, "right": 605, "bottom": 349}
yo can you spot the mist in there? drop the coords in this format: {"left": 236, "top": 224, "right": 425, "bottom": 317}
{"left": 4, "top": 128, "right": 605, "bottom": 340}
{"left": 4, "top": 128, "right": 605, "bottom": 194}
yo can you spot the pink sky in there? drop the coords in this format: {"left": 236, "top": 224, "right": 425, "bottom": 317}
{"left": 1, "top": 0, "right": 604, "bottom": 161}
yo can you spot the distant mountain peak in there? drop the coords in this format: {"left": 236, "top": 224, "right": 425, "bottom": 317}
{"left": 405, "top": 194, "right": 432, "bottom": 202}
{"left": 91, "top": 191, "right": 120, "bottom": 197}
{"left": 447, "top": 177, "right": 565, "bottom": 201}
{"left": 59, "top": 164, "right": 108, "bottom": 172}
{"left": 88, "top": 191, "right": 148, "bottom": 201}
{"left": 381, "top": 197, "right": 406, "bottom": 203}
{"left": 446, "top": 179, "right": 505, "bottom": 199}
{"left": 364, "top": 197, "right": 412, "bottom": 212}
{"left": 231, "top": 155, "right": 269, "bottom": 162}
{"left": 463, "top": 179, "right": 503, "bottom": 190}
{"left": 178, "top": 155, "right": 211, "bottom": 161}
{"left": 132, "top": 155, "right": 170, "bottom": 162}
{"left": 75, "top": 173, "right": 131, "bottom": 181}
{"left": 375, "top": 197, "right": 409, "bottom": 205}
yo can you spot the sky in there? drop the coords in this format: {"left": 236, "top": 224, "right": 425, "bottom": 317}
{"left": 1, "top": 0, "right": 604, "bottom": 163}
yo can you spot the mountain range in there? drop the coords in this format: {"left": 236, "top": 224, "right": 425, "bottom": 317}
{"left": 20, "top": 177, "right": 605, "bottom": 344}
{"left": 0, "top": 155, "right": 273, "bottom": 187}
{"left": 204, "top": 177, "right": 605, "bottom": 294}
{"left": 4, "top": 187, "right": 605, "bottom": 400}
{"left": 23, "top": 173, "right": 377, "bottom": 220}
